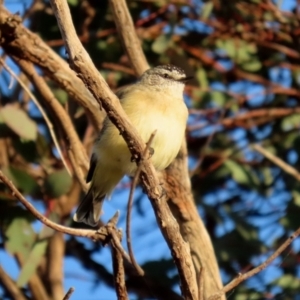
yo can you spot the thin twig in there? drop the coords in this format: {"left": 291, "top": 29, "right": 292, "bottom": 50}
{"left": 208, "top": 226, "right": 300, "bottom": 300}
{"left": 111, "top": 246, "right": 129, "bottom": 300}
{"left": 108, "top": 227, "right": 145, "bottom": 275}
{"left": 0, "top": 170, "right": 111, "bottom": 242}
{"left": 198, "top": 267, "right": 204, "bottom": 300}
{"left": 62, "top": 287, "right": 75, "bottom": 300}
{"left": 253, "top": 144, "right": 300, "bottom": 182}
{"left": 126, "top": 131, "right": 156, "bottom": 276}
{"left": 0, "top": 59, "right": 71, "bottom": 176}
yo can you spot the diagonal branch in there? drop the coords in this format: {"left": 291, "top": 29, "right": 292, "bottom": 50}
{"left": 48, "top": 0, "right": 198, "bottom": 299}
{"left": 0, "top": 266, "right": 27, "bottom": 300}
{"left": 253, "top": 144, "right": 300, "bottom": 182}
{"left": 62, "top": 287, "right": 75, "bottom": 300}
{"left": 109, "top": 0, "right": 148, "bottom": 76}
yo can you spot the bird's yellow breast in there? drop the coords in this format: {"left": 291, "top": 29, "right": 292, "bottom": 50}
{"left": 94, "top": 86, "right": 188, "bottom": 175}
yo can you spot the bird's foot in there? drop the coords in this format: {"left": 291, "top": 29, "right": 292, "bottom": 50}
{"left": 148, "top": 147, "right": 154, "bottom": 158}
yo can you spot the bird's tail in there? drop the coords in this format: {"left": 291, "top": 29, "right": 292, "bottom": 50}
{"left": 73, "top": 189, "right": 105, "bottom": 227}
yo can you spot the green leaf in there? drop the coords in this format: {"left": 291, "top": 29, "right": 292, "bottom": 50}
{"left": 196, "top": 69, "right": 209, "bottom": 89}
{"left": 2, "top": 166, "right": 40, "bottom": 195}
{"left": 201, "top": 2, "right": 213, "bottom": 20}
{"left": 67, "top": 0, "right": 78, "bottom": 6}
{"left": 0, "top": 105, "right": 37, "bottom": 140}
{"left": 216, "top": 39, "right": 236, "bottom": 58}
{"left": 235, "top": 292, "right": 263, "bottom": 300}
{"left": 236, "top": 46, "right": 251, "bottom": 63}
{"left": 4, "top": 217, "right": 36, "bottom": 258}
{"left": 275, "top": 274, "right": 300, "bottom": 289}
{"left": 44, "top": 169, "right": 72, "bottom": 198}
{"left": 224, "top": 159, "right": 258, "bottom": 187}
{"left": 152, "top": 35, "right": 170, "bottom": 54}
{"left": 211, "top": 91, "right": 226, "bottom": 107}
{"left": 241, "top": 60, "right": 262, "bottom": 72}
{"left": 281, "top": 114, "right": 300, "bottom": 131}
{"left": 17, "top": 239, "right": 48, "bottom": 287}
{"left": 246, "top": 43, "right": 258, "bottom": 54}
{"left": 292, "top": 190, "right": 300, "bottom": 206}
{"left": 16, "top": 213, "right": 57, "bottom": 287}
{"left": 52, "top": 88, "right": 69, "bottom": 105}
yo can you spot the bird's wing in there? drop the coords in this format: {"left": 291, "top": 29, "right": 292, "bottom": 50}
{"left": 86, "top": 153, "right": 97, "bottom": 183}
{"left": 85, "top": 85, "right": 133, "bottom": 183}
{"left": 115, "top": 84, "right": 132, "bottom": 101}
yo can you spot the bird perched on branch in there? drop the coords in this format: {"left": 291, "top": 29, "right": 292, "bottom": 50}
{"left": 74, "top": 64, "right": 190, "bottom": 226}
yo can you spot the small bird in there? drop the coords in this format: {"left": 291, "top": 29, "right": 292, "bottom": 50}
{"left": 74, "top": 64, "right": 190, "bottom": 226}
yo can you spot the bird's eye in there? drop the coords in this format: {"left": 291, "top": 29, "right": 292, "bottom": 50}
{"left": 163, "top": 73, "right": 169, "bottom": 78}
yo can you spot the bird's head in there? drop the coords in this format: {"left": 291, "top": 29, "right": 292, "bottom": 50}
{"left": 139, "top": 65, "right": 192, "bottom": 87}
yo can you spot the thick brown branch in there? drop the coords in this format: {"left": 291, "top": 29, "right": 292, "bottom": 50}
{"left": 162, "top": 140, "right": 225, "bottom": 299}
{"left": 49, "top": 0, "right": 198, "bottom": 298}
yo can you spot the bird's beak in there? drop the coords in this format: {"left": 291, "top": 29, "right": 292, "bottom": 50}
{"left": 179, "top": 76, "right": 193, "bottom": 83}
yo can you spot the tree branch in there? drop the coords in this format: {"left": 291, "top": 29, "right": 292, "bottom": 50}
{"left": 109, "top": 0, "right": 148, "bottom": 76}
{"left": 162, "top": 140, "right": 225, "bottom": 299}
{"left": 0, "top": 266, "right": 27, "bottom": 300}
{"left": 48, "top": 0, "right": 198, "bottom": 298}
{"left": 253, "top": 144, "right": 300, "bottom": 182}
{"left": 111, "top": 246, "right": 129, "bottom": 300}
{"left": 47, "top": 232, "right": 65, "bottom": 300}
{"left": 0, "top": 170, "right": 116, "bottom": 243}
{"left": 62, "top": 287, "right": 75, "bottom": 300}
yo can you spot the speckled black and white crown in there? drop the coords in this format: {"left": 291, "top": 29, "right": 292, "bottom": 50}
{"left": 141, "top": 64, "right": 188, "bottom": 83}
{"left": 155, "top": 64, "right": 186, "bottom": 75}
